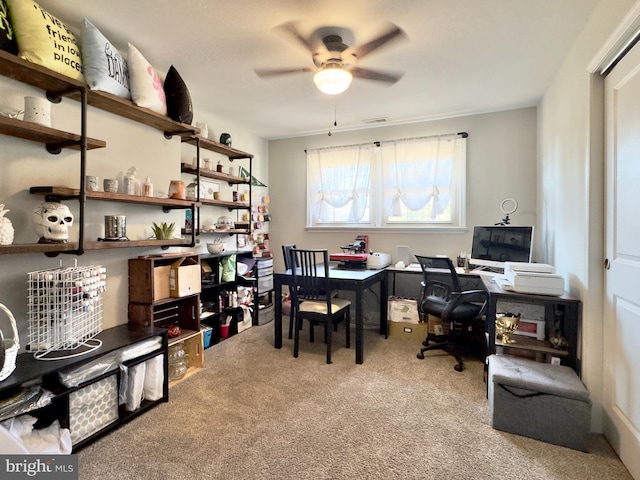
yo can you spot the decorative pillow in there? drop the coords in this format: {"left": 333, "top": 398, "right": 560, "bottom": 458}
{"left": 81, "top": 18, "right": 130, "bottom": 98}
{"left": 164, "top": 65, "right": 193, "bottom": 124}
{"left": 6, "top": 0, "right": 84, "bottom": 81}
{"left": 0, "top": 0, "right": 18, "bottom": 54}
{"left": 127, "top": 43, "right": 166, "bottom": 115}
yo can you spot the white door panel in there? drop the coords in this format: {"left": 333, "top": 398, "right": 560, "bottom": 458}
{"left": 605, "top": 38, "right": 640, "bottom": 480}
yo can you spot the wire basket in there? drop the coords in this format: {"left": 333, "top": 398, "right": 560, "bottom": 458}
{"left": 27, "top": 262, "right": 106, "bottom": 360}
{"left": 0, "top": 303, "right": 19, "bottom": 382}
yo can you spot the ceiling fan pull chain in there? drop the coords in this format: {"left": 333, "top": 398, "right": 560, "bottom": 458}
{"left": 329, "top": 100, "right": 337, "bottom": 136}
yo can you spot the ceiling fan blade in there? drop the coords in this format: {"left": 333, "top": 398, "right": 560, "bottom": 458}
{"left": 254, "top": 67, "right": 314, "bottom": 78}
{"left": 276, "top": 21, "right": 315, "bottom": 54}
{"left": 350, "top": 67, "right": 403, "bottom": 84}
{"left": 351, "top": 24, "right": 406, "bottom": 60}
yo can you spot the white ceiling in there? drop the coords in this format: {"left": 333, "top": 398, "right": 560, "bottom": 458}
{"left": 38, "top": 0, "right": 599, "bottom": 140}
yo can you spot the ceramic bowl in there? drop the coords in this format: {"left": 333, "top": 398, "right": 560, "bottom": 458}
{"left": 206, "top": 243, "right": 226, "bottom": 254}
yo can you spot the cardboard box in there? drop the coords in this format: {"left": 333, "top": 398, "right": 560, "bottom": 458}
{"left": 388, "top": 321, "right": 427, "bottom": 342}
{"left": 388, "top": 297, "right": 420, "bottom": 324}
{"left": 427, "top": 314, "right": 451, "bottom": 336}
{"left": 170, "top": 257, "right": 202, "bottom": 297}
{"left": 153, "top": 266, "right": 171, "bottom": 301}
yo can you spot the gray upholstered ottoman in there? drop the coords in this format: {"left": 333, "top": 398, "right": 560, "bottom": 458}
{"left": 487, "top": 354, "right": 591, "bottom": 451}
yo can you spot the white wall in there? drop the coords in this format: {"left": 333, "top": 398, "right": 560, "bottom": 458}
{"left": 538, "top": 0, "right": 637, "bottom": 431}
{"left": 268, "top": 107, "right": 538, "bottom": 271}
{"left": 0, "top": 75, "right": 268, "bottom": 349}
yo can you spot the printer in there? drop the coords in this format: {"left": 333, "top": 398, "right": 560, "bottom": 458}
{"left": 501, "top": 262, "right": 565, "bottom": 296}
{"left": 367, "top": 252, "right": 391, "bottom": 270}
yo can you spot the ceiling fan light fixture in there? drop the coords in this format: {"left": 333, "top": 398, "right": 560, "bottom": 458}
{"left": 313, "top": 65, "right": 353, "bottom": 95}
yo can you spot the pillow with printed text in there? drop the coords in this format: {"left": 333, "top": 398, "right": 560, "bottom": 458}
{"left": 81, "top": 18, "right": 130, "bottom": 98}
{"left": 0, "top": 0, "right": 18, "bottom": 54}
{"left": 6, "top": 0, "right": 84, "bottom": 81}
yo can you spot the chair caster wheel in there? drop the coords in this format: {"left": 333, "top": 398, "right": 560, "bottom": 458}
{"left": 422, "top": 340, "right": 429, "bottom": 347}
{"left": 417, "top": 352, "right": 425, "bottom": 360}
{"left": 454, "top": 364, "right": 463, "bottom": 372}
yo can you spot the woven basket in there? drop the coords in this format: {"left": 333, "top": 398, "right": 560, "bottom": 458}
{"left": 0, "top": 303, "right": 19, "bottom": 382}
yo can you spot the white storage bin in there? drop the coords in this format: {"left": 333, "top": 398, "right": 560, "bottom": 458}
{"left": 69, "top": 374, "right": 118, "bottom": 444}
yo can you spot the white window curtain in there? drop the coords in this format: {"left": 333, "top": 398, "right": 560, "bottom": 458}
{"left": 307, "top": 143, "right": 374, "bottom": 223}
{"left": 380, "top": 134, "right": 463, "bottom": 220}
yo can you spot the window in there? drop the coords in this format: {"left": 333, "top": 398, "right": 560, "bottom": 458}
{"left": 306, "top": 133, "right": 467, "bottom": 229}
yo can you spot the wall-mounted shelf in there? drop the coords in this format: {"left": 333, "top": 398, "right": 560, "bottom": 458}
{"left": 30, "top": 186, "right": 199, "bottom": 209}
{"left": 0, "top": 239, "right": 193, "bottom": 256}
{"left": 0, "top": 115, "right": 106, "bottom": 153}
{"left": 85, "top": 90, "right": 197, "bottom": 138}
{"left": 182, "top": 137, "right": 253, "bottom": 160}
{"left": 181, "top": 163, "right": 250, "bottom": 185}
{"left": 0, "top": 50, "right": 197, "bottom": 138}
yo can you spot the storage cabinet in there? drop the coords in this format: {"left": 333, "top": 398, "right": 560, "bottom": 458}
{"left": 128, "top": 254, "right": 204, "bottom": 382}
{"left": 199, "top": 251, "right": 256, "bottom": 344}
{"left": 254, "top": 258, "right": 275, "bottom": 325}
{"left": 482, "top": 276, "right": 582, "bottom": 374}
{"left": 0, "top": 325, "right": 168, "bottom": 452}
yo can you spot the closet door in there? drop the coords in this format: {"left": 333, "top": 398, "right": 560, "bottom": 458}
{"left": 604, "top": 37, "right": 640, "bottom": 480}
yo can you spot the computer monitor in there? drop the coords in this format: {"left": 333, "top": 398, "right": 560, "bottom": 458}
{"left": 469, "top": 225, "right": 534, "bottom": 271}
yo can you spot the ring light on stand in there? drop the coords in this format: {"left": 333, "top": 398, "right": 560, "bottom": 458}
{"left": 496, "top": 198, "right": 518, "bottom": 225}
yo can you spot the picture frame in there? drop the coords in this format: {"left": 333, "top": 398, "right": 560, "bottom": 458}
{"left": 200, "top": 179, "right": 220, "bottom": 200}
{"left": 513, "top": 318, "right": 545, "bottom": 340}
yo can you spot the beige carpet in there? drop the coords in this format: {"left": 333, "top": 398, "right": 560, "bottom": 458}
{"left": 78, "top": 324, "right": 632, "bottom": 480}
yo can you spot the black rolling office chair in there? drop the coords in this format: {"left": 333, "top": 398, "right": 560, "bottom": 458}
{"left": 414, "top": 255, "right": 488, "bottom": 372}
{"left": 288, "top": 248, "right": 351, "bottom": 364}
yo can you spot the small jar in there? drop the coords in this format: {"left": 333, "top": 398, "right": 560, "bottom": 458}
{"left": 168, "top": 180, "right": 186, "bottom": 200}
{"left": 216, "top": 160, "right": 223, "bottom": 173}
{"left": 169, "top": 360, "right": 187, "bottom": 381}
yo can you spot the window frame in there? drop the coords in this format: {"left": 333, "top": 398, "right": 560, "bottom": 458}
{"left": 306, "top": 134, "right": 467, "bottom": 231}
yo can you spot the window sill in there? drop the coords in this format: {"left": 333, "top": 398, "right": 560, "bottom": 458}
{"left": 306, "top": 226, "right": 469, "bottom": 234}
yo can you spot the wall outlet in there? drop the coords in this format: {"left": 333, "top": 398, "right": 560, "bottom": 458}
{"left": 551, "top": 356, "right": 561, "bottom": 365}
{"left": 434, "top": 325, "right": 444, "bottom": 336}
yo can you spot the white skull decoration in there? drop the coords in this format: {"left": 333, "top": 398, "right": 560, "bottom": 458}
{"left": 32, "top": 202, "right": 74, "bottom": 242}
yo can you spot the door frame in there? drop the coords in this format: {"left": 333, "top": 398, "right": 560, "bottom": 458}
{"left": 588, "top": 4, "right": 640, "bottom": 478}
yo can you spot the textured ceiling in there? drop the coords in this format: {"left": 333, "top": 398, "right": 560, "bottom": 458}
{"left": 37, "top": 0, "right": 599, "bottom": 139}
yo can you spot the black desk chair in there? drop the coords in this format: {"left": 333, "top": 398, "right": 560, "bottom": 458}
{"left": 282, "top": 243, "right": 296, "bottom": 271}
{"left": 288, "top": 248, "right": 351, "bottom": 364}
{"left": 414, "top": 255, "right": 488, "bottom": 372}
{"left": 282, "top": 243, "right": 297, "bottom": 338}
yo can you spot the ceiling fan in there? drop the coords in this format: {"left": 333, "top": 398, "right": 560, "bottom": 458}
{"left": 255, "top": 22, "right": 407, "bottom": 95}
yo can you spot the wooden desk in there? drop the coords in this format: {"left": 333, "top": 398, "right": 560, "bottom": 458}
{"left": 273, "top": 266, "right": 388, "bottom": 364}
{"left": 386, "top": 266, "right": 581, "bottom": 372}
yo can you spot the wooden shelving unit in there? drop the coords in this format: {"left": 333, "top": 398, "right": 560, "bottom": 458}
{"left": 0, "top": 49, "right": 207, "bottom": 256}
